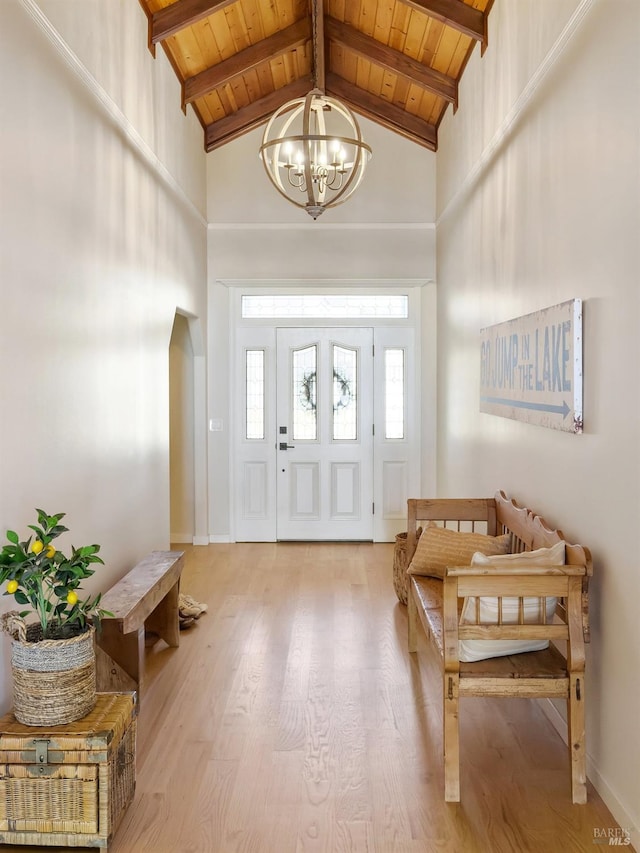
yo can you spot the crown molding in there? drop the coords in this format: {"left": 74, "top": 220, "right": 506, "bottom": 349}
{"left": 208, "top": 221, "right": 435, "bottom": 231}
{"left": 215, "top": 278, "right": 434, "bottom": 288}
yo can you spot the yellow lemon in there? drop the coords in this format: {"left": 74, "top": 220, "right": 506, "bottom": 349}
{"left": 66, "top": 590, "right": 78, "bottom": 606}
{"left": 45, "top": 544, "right": 56, "bottom": 559}
{"left": 7, "top": 580, "right": 18, "bottom": 594}
{"left": 30, "top": 540, "right": 44, "bottom": 555}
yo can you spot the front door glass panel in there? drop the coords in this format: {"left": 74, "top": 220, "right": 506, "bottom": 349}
{"left": 332, "top": 345, "right": 357, "bottom": 440}
{"left": 292, "top": 345, "right": 317, "bottom": 441}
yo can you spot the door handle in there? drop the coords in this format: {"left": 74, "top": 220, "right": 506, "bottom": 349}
{"left": 279, "top": 442, "right": 296, "bottom": 450}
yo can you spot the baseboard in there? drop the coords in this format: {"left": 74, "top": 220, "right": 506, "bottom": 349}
{"left": 538, "top": 699, "right": 638, "bottom": 848}
{"left": 173, "top": 534, "right": 232, "bottom": 544}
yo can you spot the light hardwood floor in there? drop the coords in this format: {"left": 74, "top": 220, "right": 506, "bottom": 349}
{"left": 10, "top": 543, "right": 628, "bottom": 853}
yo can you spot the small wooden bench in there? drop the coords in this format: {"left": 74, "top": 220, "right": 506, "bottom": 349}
{"left": 406, "top": 492, "right": 592, "bottom": 804}
{"left": 95, "top": 550, "right": 185, "bottom": 701}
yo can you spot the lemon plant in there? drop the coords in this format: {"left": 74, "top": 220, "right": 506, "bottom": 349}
{"left": 0, "top": 509, "right": 110, "bottom": 640}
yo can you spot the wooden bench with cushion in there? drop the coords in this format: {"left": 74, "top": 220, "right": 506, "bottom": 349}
{"left": 406, "top": 491, "right": 592, "bottom": 804}
{"left": 95, "top": 550, "right": 185, "bottom": 701}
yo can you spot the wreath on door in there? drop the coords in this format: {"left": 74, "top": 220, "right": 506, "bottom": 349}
{"left": 298, "top": 369, "right": 353, "bottom": 411}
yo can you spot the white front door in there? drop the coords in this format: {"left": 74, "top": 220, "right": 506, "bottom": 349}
{"left": 231, "top": 291, "right": 426, "bottom": 543}
{"left": 276, "top": 327, "right": 374, "bottom": 540}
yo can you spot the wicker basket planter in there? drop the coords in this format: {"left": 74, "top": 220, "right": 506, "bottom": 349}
{"left": 9, "top": 622, "right": 96, "bottom": 726}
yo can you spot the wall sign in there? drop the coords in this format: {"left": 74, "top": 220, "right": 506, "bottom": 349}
{"left": 480, "top": 299, "right": 583, "bottom": 433}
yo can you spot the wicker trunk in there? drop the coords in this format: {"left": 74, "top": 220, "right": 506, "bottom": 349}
{"left": 0, "top": 692, "right": 136, "bottom": 848}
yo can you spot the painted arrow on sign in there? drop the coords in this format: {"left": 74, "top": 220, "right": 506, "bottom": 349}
{"left": 480, "top": 396, "right": 571, "bottom": 418}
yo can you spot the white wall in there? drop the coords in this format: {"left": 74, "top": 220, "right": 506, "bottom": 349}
{"left": 0, "top": 1, "right": 207, "bottom": 708}
{"left": 206, "top": 120, "right": 437, "bottom": 539}
{"left": 435, "top": 0, "right": 639, "bottom": 841}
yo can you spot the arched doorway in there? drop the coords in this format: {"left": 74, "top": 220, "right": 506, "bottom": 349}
{"left": 169, "top": 311, "right": 208, "bottom": 545}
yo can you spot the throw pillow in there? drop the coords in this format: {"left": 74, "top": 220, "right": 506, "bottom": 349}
{"left": 406, "top": 524, "right": 511, "bottom": 580}
{"left": 469, "top": 539, "right": 565, "bottom": 567}
{"left": 459, "top": 541, "right": 566, "bottom": 662}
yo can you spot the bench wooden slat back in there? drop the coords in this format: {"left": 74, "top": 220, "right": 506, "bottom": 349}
{"left": 406, "top": 498, "right": 498, "bottom": 560}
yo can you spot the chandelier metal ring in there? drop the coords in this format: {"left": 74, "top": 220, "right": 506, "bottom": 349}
{"left": 259, "top": 89, "right": 372, "bottom": 220}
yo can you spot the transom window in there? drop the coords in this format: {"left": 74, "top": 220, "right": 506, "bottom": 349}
{"left": 241, "top": 294, "right": 408, "bottom": 319}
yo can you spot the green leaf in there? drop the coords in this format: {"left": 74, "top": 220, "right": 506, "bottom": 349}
{"left": 6, "top": 530, "right": 19, "bottom": 545}
{"left": 2, "top": 544, "right": 26, "bottom": 562}
{"left": 76, "top": 545, "right": 97, "bottom": 558}
{"left": 14, "top": 591, "right": 29, "bottom": 605}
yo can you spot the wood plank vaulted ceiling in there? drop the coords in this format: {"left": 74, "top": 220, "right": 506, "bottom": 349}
{"left": 138, "top": 0, "right": 494, "bottom": 152}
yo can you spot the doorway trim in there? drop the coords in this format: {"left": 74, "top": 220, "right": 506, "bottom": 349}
{"left": 227, "top": 284, "right": 430, "bottom": 542}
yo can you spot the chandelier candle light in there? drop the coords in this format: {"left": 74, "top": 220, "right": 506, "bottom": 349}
{"left": 259, "top": 1, "right": 372, "bottom": 219}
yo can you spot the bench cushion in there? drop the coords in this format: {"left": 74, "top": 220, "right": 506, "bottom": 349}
{"left": 407, "top": 524, "right": 511, "bottom": 579}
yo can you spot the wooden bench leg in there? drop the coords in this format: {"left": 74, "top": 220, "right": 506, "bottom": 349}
{"left": 96, "top": 622, "right": 144, "bottom": 694}
{"left": 145, "top": 580, "right": 181, "bottom": 648}
{"left": 568, "top": 673, "right": 587, "bottom": 804}
{"left": 444, "top": 672, "right": 460, "bottom": 802}
{"left": 408, "top": 582, "right": 418, "bottom": 653}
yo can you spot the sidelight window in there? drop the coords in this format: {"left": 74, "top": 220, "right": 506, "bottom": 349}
{"left": 245, "top": 350, "right": 265, "bottom": 440}
{"left": 384, "top": 348, "right": 405, "bottom": 439}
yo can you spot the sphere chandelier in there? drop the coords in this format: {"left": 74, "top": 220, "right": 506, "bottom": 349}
{"left": 259, "top": 90, "right": 372, "bottom": 220}
{"left": 258, "top": 0, "right": 372, "bottom": 220}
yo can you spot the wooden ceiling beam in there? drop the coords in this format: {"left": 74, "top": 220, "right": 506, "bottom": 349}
{"left": 205, "top": 77, "right": 313, "bottom": 151}
{"left": 151, "top": 0, "right": 235, "bottom": 44}
{"left": 184, "top": 18, "right": 311, "bottom": 106}
{"left": 325, "top": 16, "right": 457, "bottom": 106}
{"left": 326, "top": 73, "right": 437, "bottom": 151}
{"left": 400, "top": 0, "right": 486, "bottom": 48}
{"left": 313, "top": 0, "right": 325, "bottom": 92}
